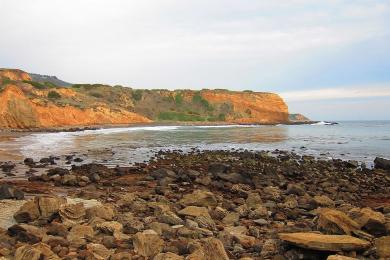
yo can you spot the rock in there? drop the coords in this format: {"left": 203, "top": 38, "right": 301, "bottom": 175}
{"left": 61, "top": 174, "right": 77, "bottom": 186}
{"left": 260, "top": 239, "right": 280, "bottom": 258}
{"left": 178, "top": 206, "right": 211, "bottom": 218}
{"left": 180, "top": 190, "right": 217, "bottom": 207}
{"left": 1, "top": 162, "right": 15, "bottom": 172}
{"left": 14, "top": 200, "right": 40, "bottom": 223}
{"left": 154, "top": 252, "right": 184, "bottom": 260}
{"left": 225, "top": 226, "right": 257, "bottom": 249}
{"left": 47, "top": 167, "right": 69, "bottom": 176}
{"left": 374, "top": 157, "right": 390, "bottom": 170}
{"left": 317, "top": 208, "right": 360, "bottom": 235}
{"left": 32, "top": 242, "right": 60, "bottom": 260}
{"left": 67, "top": 224, "right": 94, "bottom": 246}
{"left": 59, "top": 202, "right": 86, "bottom": 226}
{"left": 0, "top": 184, "right": 24, "bottom": 200}
{"left": 24, "top": 158, "right": 34, "bottom": 165}
{"left": 157, "top": 210, "right": 184, "bottom": 225}
{"left": 312, "top": 195, "right": 335, "bottom": 208}
{"left": 222, "top": 212, "right": 240, "bottom": 225}
{"left": 133, "top": 230, "right": 164, "bottom": 257}
{"left": 286, "top": 183, "right": 305, "bottom": 196}
{"left": 14, "top": 245, "right": 42, "bottom": 260}
{"left": 350, "top": 207, "right": 386, "bottom": 236}
{"left": 245, "top": 193, "right": 262, "bottom": 209}
{"left": 208, "top": 163, "right": 230, "bottom": 174}
{"left": 278, "top": 232, "right": 371, "bottom": 252}
{"left": 35, "top": 196, "right": 67, "bottom": 219}
{"left": 216, "top": 172, "right": 248, "bottom": 184}
{"left": 194, "top": 215, "right": 216, "bottom": 231}
{"left": 263, "top": 186, "right": 282, "bottom": 200}
{"left": 8, "top": 224, "right": 45, "bottom": 243}
{"left": 375, "top": 236, "right": 390, "bottom": 259}
{"left": 253, "top": 218, "right": 269, "bottom": 225}
{"left": 187, "top": 237, "right": 229, "bottom": 260}
{"left": 86, "top": 243, "right": 112, "bottom": 260}
{"left": 96, "top": 221, "right": 123, "bottom": 234}
{"left": 151, "top": 168, "right": 176, "bottom": 180}
{"left": 86, "top": 205, "right": 114, "bottom": 221}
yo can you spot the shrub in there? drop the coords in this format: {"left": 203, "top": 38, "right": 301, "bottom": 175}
{"left": 90, "top": 92, "right": 104, "bottom": 98}
{"left": 132, "top": 89, "right": 143, "bottom": 101}
{"left": 192, "top": 92, "right": 213, "bottom": 111}
{"left": 158, "top": 112, "right": 205, "bottom": 121}
{"left": 48, "top": 91, "right": 61, "bottom": 99}
{"left": 23, "top": 80, "right": 47, "bottom": 89}
{"left": 175, "top": 93, "right": 184, "bottom": 105}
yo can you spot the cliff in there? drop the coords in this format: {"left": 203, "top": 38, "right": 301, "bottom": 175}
{"left": 0, "top": 69, "right": 290, "bottom": 129}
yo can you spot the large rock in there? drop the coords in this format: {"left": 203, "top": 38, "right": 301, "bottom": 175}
{"left": 154, "top": 252, "right": 184, "bottom": 260}
{"left": 350, "top": 207, "right": 386, "bottom": 236}
{"left": 67, "top": 224, "right": 94, "bottom": 247}
{"left": 312, "top": 195, "right": 335, "bottom": 208}
{"left": 180, "top": 190, "right": 217, "bottom": 207}
{"left": 374, "top": 157, "right": 390, "bottom": 170}
{"left": 187, "top": 237, "right": 229, "bottom": 260}
{"left": 85, "top": 205, "right": 114, "bottom": 221}
{"left": 8, "top": 224, "right": 45, "bottom": 243}
{"left": 0, "top": 184, "right": 24, "bottom": 200}
{"left": 86, "top": 243, "right": 112, "bottom": 260}
{"left": 317, "top": 208, "right": 360, "bottom": 235}
{"left": 14, "top": 245, "right": 42, "bottom": 260}
{"left": 14, "top": 200, "right": 40, "bottom": 223}
{"left": 35, "top": 196, "right": 67, "bottom": 219}
{"left": 133, "top": 230, "right": 164, "bottom": 257}
{"left": 327, "top": 256, "right": 357, "bottom": 260}
{"left": 278, "top": 232, "right": 370, "bottom": 252}
{"left": 59, "top": 202, "right": 86, "bottom": 227}
{"left": 375, "top": 236, "right": 390, "bottom": 259}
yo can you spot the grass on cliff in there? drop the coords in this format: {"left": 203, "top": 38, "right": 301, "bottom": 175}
{"left": 158, "top": 112, "right": 206, "bottom": 121}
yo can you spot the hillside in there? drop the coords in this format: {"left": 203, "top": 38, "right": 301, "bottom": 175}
{"left": 0, "top": 68, "right": 290, "bottom": 129}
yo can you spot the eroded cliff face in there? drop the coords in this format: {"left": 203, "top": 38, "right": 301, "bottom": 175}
{"left": 0, "top": 68, "right": 291, "bottom": 129}
{"left": 0, "top": 85, "right": 151, "bottom": 129}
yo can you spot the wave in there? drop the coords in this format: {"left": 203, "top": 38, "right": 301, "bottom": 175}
{"left": 311, "top": 121, "right": 335, "bottom": 126}
{"left": 194, "top": 124, "right": 259, "bottom": 129}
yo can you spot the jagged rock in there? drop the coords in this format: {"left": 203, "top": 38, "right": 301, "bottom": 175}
{"left": 178, "top": 206, "right": 211, "bottom": 218}
{"left": 96, "top": 221, "right": 123, "bottom": 234}
{"left": 32, "top": 243, "right": 60, "bottom": 260}
{"left": 8, "top": 224, "right": 45, "bottom": 243}
{"left": 317, "top": 208, "right": 360, "bottom": 235}
{"left": 187, "top": 237, "right": 229, "bottom": 260}
{"left": 86, "top": 205, "right": 114, "bottom": 221}
{"left": 180, "top": 190, "right": 217, "bottom": 207}
{"left": 14, "top": 245, "right": 42, "bottom": 260}
{"left": 0, "top": 184, "right": 24, "bottom": 200}
{"left": 374, "top": 157, "right": 390, "bottom": 170}
{"left": 14, "top": 200, "right": 40, "bottom": 223}
{"left": 374, "top": 236, "right": 390, "bottom": 259}
{"left": 245, "top": 193, "right": 262, "bottom": 209}
{"left": 35, "top": 196, "right": 67, "bottom": 219}
{"left": 59, "top": 202, "right": 86, "bottom": 226}
{"left": 210, "top": 206, "right": 227, "bottom": 220}
{"left": 194, "top": 215, "right": 216, "bottom": 231}
{"left": 222, "top": 212, "right": 240, "bottom": 225}
{"left": 154, "top": 252, "right": 184, "bottom": 260}
{"left": 350, "top": 207, "right": 386, "bottom": 237}
{"left": 133, "top": 230, "right": 164, "bottom": 257}
{"left": 225, "top": 226, "right": 257, "bottom": 249}
{"left": 86, "top": 243, "right": 112, "bottom": 260}
{"left": 278, "top": 232, "right": 371, "bottom": 251}
{"left": 157, "top": 210, "right": 184, "bottom": 225}
{"left": 67, "top": 224, "right": 94, "bottom": 247}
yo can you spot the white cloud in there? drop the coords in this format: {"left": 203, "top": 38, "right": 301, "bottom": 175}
{"left": 281, "top": 84, "right": 390, "bottom": 101}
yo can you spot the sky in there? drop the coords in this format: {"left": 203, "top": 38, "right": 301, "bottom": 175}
{"left": 1, "top": 0, "right": 390, "bottom": 120}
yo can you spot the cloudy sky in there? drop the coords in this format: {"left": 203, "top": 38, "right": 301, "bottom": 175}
{"left": 1, "top": 0, "right": 390, "bottom": 120}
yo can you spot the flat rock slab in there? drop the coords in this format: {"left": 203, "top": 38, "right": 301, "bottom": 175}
{"left": 278, "top": 232, "right": 371, "bottom": 252}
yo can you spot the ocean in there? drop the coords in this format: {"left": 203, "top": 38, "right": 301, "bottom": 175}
{"left": 0, "top": 121, "right": 389, "bottom": 167}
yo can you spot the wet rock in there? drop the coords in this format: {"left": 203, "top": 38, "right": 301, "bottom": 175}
{"left": 279, "top": 232, "right": 371, "bottom": 252}
{"left": 133, "top": 230, "right": 164, "bottom": 257}
{"left": 0, "top": 184, "right": 24, "bottom": 200}
{"left": 375, "top": 236, "right": 390, "bottom": 259}
{"left": 317, "top": 208, "right": 360, "bottom": 235}
{"left": 180, "top": 190, "right": 217, "bottom": 207}
{"left": 374, "top": 157, "right": 390, "bottom": 170}
{"left": 178, "top": 206, "right": 211, "bottom": 218}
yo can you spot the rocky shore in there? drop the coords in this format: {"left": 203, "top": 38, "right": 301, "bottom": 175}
{"left": 0, "top": 150, "right": 389, "bottom": 259}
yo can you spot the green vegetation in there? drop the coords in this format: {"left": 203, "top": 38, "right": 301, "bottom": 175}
{"left": 132, "top": 89, "right": 143, "bottom": 101}
{"left": 175, "top": 93, "right": 184, "bottom": 105}
{"left": 243, "top": 90, "right": 254, "bottom": 93}
{"left": 192, "top": 92, "right": 213, "bottom": 111}
{"left": 23, "top": 80, "right": 57, "bottom": 89}
{"left": 48, "top": 91, "right": 61, "bottom": 99}
{"left": 158, "top": 111, "right": 206, "bottom": 121}
{"left": 207, "top": 113, "right": 226, "bottom": 122}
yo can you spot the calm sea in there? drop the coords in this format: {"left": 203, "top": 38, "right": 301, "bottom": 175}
{"left": 0, "top": 121, "right": 389, "bottom": 167}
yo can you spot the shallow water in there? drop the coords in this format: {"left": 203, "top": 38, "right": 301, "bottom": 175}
{"left": 0, "top": 121, "right": 389, "bottom": 167}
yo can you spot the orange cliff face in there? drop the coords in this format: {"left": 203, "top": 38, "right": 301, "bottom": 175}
{"left": 200, "top": 90, "right": 289, "bottom": 124}
{"left": 0, "top": 69, "right": 31, "bottom": 81}
{"left": 0, "top": 85, "right": 151, "bottom": 129}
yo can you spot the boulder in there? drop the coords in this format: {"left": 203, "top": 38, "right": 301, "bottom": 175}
{"left": 245, "top": 193, "right": 262, "bottom": 209}
{"left": 67, "top": 224, "right": 94, "bottom": 247}
{"left": 180, "top": 190, "right": 217, "bottom": 207}
{"left": 154, "top": 252, "right": 184, "bottom": 260}
{"left": 317, "top": 208, "right": 360, "bottom": 235}
{"left": 35, "top": 196, "right": 67, "bottom": 219}
{"left": 133, "top": 230, "right": 164, "bottom": 257}
{"left": 8, "top": 224, "right": 45, "bottom": 243}
{"left": 286, "top": 183, "right": 306, "bottom": 196}
{"left": 178, "top": 206, "right": 211, "bottom": 218}
{"left": 0, "top": 184, "right": 24, "bottom": 200}
{"left": 59, "top": 202, "right": 86, "bottom": 226}
{"left": 86, "top": 205, "right": 114, "bottom": 221}
{"left": 86, "top": 243, "right": 112, "bottom": 260}
{"left": 375, "top": 236, "right": 390, "bottom": 259}
{"left": 312, "top": 195, "right": 335, "bottom": 208}
{"left": 350, "top": 207, "right": 386, "bottom": 236}
{"left": 14, "top": 200, "right": 40, "bottom": 223}
{"left": 278, "top": 232, "right": 370, "bottom": 252}
{"left": 374, "top": 157, "right": 390, "bottom": 170}
{"left": 157, "top": 210, "right": 184, "bottom": 225}
{"left": 14, "top": 245, "right": 42, "bottom": 260}
{"left": 187, "top": 237, "right": 229, "bottom": 260}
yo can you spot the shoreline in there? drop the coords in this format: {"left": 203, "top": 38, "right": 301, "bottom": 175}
{"left": 0, "top": 149, "right": 389, "bottom": 259}
{"left": 0, "top": 120, "right": 321, "bottom": 133}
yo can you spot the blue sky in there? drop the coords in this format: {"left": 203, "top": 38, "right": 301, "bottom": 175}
{"left": 1, "top": 0, "right": 389, "bottom": 120}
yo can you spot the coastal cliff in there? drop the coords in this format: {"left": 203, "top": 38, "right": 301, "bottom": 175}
{"left": 0, "top": 68, "right": 290, "bottom": 129}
